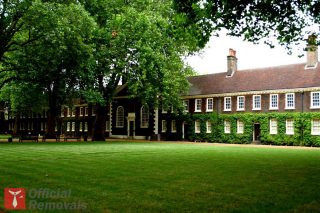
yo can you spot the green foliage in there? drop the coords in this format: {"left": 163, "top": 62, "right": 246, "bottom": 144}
{"left": 176, "top": 112, "right": 320, "bottom": 147}
{"left": 173, "top": 0, "right": 320, "bottom": 51}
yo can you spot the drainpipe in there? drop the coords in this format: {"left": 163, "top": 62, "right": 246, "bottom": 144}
{"left": 301, "top": 91, "right": 304, "bottom": 113}
{"left": 301, "top": 91, "right": 305, "bottom": 144}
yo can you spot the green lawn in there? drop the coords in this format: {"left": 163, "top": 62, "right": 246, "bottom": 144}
{"left": 0, "top": 142, "right": 320, "bottom": 213}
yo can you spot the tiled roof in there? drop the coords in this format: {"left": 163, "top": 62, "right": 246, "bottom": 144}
{"left": 186, "top": 63, "right": 320, "bottom": 96}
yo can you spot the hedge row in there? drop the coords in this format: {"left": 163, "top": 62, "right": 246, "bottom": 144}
{"left": 170, "top": 112, "right": 320, "bottom": 146}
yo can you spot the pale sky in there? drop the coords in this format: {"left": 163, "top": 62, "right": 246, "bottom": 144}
{"left": 185, "top": 32, "right": 308, "bottom": 75}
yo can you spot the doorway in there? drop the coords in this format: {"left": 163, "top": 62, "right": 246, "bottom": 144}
{"left": 253, "top": 123, "right": 261, "bottom": 141}
{"left": 129, "top": 121, "right": 135, "bottom": 138}
{"left": 182, "top": 122, "right": 190, "bottom": 141}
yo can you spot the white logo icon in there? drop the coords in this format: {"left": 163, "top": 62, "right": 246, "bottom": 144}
{"left": 8, "top": 190, "right": 22, "bottom": 208}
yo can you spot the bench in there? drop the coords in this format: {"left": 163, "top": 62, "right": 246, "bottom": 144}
{"left": 41, "top": 135, "right": 60, "bottom": 142}
{"left": 19, "top": 135, "right": 38, "bottom": 142}
{"left": 63, "top": 135, "right": 81, "bottom": 142}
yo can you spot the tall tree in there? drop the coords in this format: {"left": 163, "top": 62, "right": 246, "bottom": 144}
{"left": 79, "top": 0, "right": 197, "bottom": 140}
{"left": 2, "top": 1, "right": 96, "bottom": 137}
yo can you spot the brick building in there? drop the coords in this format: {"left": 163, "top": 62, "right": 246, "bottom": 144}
{"left": 2, "top": 39, "right": 320, "bottom": 145}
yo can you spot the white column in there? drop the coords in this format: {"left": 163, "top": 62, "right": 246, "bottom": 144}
{"left": 153, "top": 108, "right": 159, "bottom": 134}
{"left": 109, "top": 104, "right": 112, "bottom": 137}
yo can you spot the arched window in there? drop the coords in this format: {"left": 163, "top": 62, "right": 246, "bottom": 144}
{"left": 140, "top": 105, "right": 149, "bottom": 128}
{"left": 116, "top": 106, "right": 124, "bottom": 128}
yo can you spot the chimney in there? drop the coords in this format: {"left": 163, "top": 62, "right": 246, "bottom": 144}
{"left": 226, "top": 48, "right": 237, "bottom": 77}
{"left": 305, "top": 34, "right": 318, "bottom": 69}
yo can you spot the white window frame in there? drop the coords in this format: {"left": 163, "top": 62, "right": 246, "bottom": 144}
{"left": 61, "top": 108, "right": 64, "bottom": 117}
{"left": 116, "top": 106, "right": 124, "bottom": 128}
{"left": 269, "top": 119, "right": 278, "bottom": 135}
{"left": 269, "top": 94, "right": 279, "bottom": 110}
{"left": 237, "top": 120, "right": 244, "bottom": 134}
{"left": 311, "top": 119, "right": 320, "bottom": 135}
{"left": 183, "top": 100, "right": 189, "bottom": 112}
{"left": 67, "top": 107, "right": 71, "bottom": 117}
{"left": 206, "top": 121, "right": 212, "bottom": 133}
{"left": 67, "top": 122, "right": 71, "bottom": 132}
{"left": 311, "top": 92, "right": 320, "bottom": 109}
{"left": 84, "top": 122, "right": 88, "bottom": 132}
{"left": 79, "top": 122, "right": 83, "bottom": 132}
{"left": 84, "top": 107, "right": 89, "bottom": 116}
{"left": 285, "top": 93, "right": 295, "bottom": 109}
{"left": 170, "top": 106, "right": 174, "bottom": 113}
{"left": 140, "top": 105, "right": 149, "bottom": 128}
{"left": 171, "top": 120, "right": 177, "bottom": 133}
{"left": 162, "top": 106, "right": 167, "bottom": 114}
{"left": 161, "top": 120, "right": 167, "bottom": 133}
{"left": 252, "top": 95, "right": 261, "bottom": 110}
{"left": 79, "top": 107, "right": 84, "bottom": 116}
{"left": 195, "top": 120, "right": 201, "bottom": 133}
{"left": 224, "top": 120, "right": 231, "bottom": 134}
{"left": 195, "top": 99, "right": 202, "bottom": 112}
{"left": 206, "top": 98, "right": 213, "bottom": 112}
{"left": 71, "top": 122, "right": 75, "bottom": 131}
{"left": 286, "top": 119, "right": 294, "bottom": 135}
{"left": 224, "top": 97, "right": 232, "bottom": 111}
{"left": 237, "top": 96, "right": 245, "bottom": 111}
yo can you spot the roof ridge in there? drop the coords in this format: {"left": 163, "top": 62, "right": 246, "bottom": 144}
{"left": 191, "top": 62, "right": 306, "bottom": 78}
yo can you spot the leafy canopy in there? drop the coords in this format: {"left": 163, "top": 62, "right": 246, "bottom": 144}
{"left": 173, "top": 0, "right": 320, "bottom": 51}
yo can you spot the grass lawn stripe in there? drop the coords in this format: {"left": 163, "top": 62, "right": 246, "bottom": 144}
{"left": 0, "top": 142, "right": 319, "bottom": 212}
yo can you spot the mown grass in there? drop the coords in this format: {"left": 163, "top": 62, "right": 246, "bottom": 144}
{"left": 0, "top": 142, "right": 320, "bottom": 213}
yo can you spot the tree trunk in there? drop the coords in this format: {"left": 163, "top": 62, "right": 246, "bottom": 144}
{"left": 92, "top": 104, "right": 107, "bottom": 141}
{"left": 46, "top": 108, "right": 57, "bottom": 138}
{"left": 13, "top": 112, "right": 20, "bottom": 135}
{"left": 46, "top": 91, "right": 59, "bottom": 138}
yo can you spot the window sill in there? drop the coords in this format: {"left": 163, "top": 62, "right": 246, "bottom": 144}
{"left": 237, "top": 109, "right": 245, "bottom": 111}
{"left": 311, "top": 133, "right": 320, "bottom": 136}
{"left": 223, "top": 109, "right": 231, "bottom": 112}
{"left": 206, "top": 109, "right": 213, "bottom": 112}
{"left": 269, "top": 108, "right": 278, "bottom": 110}
{"left": 310, "top": 106, "right": 320, "bottom": 109}
{"left": 252, "top": 108, "right": 261, "bottom": 111}
{"left": 285, "top": 108, "right": 295, "bottom": 110}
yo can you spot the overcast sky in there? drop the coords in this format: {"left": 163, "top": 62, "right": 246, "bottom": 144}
{"left": 185, "top": 31, "right": 308, "bottom": 75}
